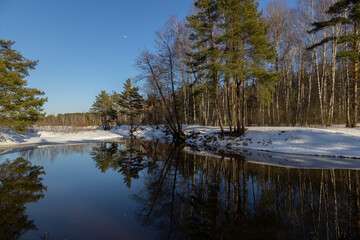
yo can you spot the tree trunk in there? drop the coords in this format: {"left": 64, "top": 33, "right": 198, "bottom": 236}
{"left": 315, "top": 49, "right": 325, "bottom": 126}
{"left": 215, "top": 84, "right": 225, "bottom": 135}
{"left": 346, "top": 59, "right": 351, "bottom": 127}
{"left": 237, "top": 80, "right": 241, "bottom": 132}
{"left": 297, "top": 50, "right": 302, "bottom": 125}
{"left": 226, "top": 73, "right": 233, "bottom": 133}
{"left": 242, "top": 79, "right": 246, "bottom": 130}
{"left": 241, "top": 44, "right": 246, "bottom": 131}
{"left": 307, "top": 63, "right": 313, "bottom": 126}
{"left": 191, "top": 73, "right": 196, "bottom": 123}
{"left": 328, "top": 25, "right": 338, "bottom": 126}
{"left": 353, "top": 22, "right": 359, "bottom": 128}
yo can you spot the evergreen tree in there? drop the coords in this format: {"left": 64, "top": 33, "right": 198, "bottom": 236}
{"left": 117, "top": 79, "right": 144, "bottom": 130}
{"left": 186, "top": 0, "right": 225, "bottom": 135}
{"left": 91, "top": 90, "right": 117, "bottom": 129}
{"left": 218, "top": 0, "right": 277, "bottom": 132}
{"left": 0, "top": 39, "right": 47, "bottom": 133}
{"left": 308, "top": 0, "right": 360, "bottom": 127}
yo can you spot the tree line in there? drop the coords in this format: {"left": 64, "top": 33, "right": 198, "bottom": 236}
{"left": 68, "top": 0, "right": 359, "bottom": 141}
{"left": 3, "top": 0, "right": 359, "bottom": 136}
{"left": 89, "top": 78, "right": 144, "bottom": 130}
{"left": 134, "top": 0, "right": 360, "bottom": 138}
{"left": 37, "top": 79, "right": 146, "bottom": 131}
{"left": 36, "top": 112, "right": 101, "bottom": 127}
{"left": 80, "top": 0, "right": 359, "bottom": 140}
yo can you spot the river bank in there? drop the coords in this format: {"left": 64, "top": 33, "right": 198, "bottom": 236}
{"left": 1, "top": 125, "right": 360, "bottom": 159}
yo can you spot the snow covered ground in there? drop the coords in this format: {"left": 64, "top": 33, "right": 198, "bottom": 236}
{"left": 1, "top": 125, "right": 360, "bottom": 167}
{"left": 184, "top": 125, "right": 360, "bottom": 159}
{"left": 0, "top": 126, "right": 168, "bottom": 149}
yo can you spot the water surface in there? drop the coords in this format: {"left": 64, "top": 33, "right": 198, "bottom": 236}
{"left": 0, "top": 139, "right": 359, "bottom": 239}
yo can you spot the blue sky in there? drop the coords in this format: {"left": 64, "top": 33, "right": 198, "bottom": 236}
{"left": 0, "top": 0, "right": 296, "bottom": 115}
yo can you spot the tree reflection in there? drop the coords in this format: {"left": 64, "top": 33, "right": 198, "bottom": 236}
{"left": 129, "top": 141, "right": 360, "bottom": 240}
{"left": 0, "top": 158, "right": 47, "bottom": 240}
{"left": 90, "top": 138, "right": 148, "bottom": 188}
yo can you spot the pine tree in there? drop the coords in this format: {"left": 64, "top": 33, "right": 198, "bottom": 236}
{"left": 117, "top": 79, "right": 144, "bottom": 131}
{"left": 186, "top": 0, "right": 225, "bottom": 135}
{"left": 308, "top": 0, "right": 360, "bottom": 127}
{"left": 0, "top": 39, "right": 47, "bottom": 133}
{"left": 91, "top": 90, "right": 117, "bottom": 129}
{"left": 219, "top": 0, "right": 277, "bottom": 131}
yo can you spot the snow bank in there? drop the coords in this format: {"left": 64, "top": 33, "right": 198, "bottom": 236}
{"left": 0, "top": 126, "right": 170, "bottom": 149}
{"left": 184, "top": 125, "right": 360, "bottom": 159}
{"left": 0, "top": 128, "right": 122, "bottom": 147}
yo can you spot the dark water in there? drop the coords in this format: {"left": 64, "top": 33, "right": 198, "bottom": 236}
{"left": 1, "top": 139, "right": 360, "bottom": 240}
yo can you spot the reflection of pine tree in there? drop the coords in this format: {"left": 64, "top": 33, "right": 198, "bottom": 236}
{"left": 0, "top": 158, "right": 47, "bottom": 240}
{"left": 90, "top": 140, "right": 147, "bottom": 188}
{"left": 90, "top": 142, "right": 120, "bottom": 173}
{"left": 91, "top": 140, "right": 360, "bottom": 239}
{"left": 120, "top": 138, "right": 146, "bottom": 188}
{"left": 134, "top": 144, "right": 357, "bottom": 240}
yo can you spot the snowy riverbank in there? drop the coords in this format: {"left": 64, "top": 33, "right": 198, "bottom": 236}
{"left": 1, "top": 125, "right": 360, "bottom": 159}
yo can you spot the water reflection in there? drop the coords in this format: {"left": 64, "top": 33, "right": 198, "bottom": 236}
{"left": 88, "top": 139, "right": 360, "bottom": 239}
{"left": 91, "top": 138, "right": 148, "bottom": 188}
{"left": 152, "top": 142, "right": 360, "bottom": 239}
{"left": 0, "top": 158, "right": 47, "bottom": 240}
{"left": 0, "top": 143, "right": 93, "bottom": 164}
{"left": 1, "top": 140, "right": 360, "bottom": 239}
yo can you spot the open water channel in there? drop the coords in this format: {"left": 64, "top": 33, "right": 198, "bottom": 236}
{"left": 0, "top": 139, "right": 359, "bottom": 239}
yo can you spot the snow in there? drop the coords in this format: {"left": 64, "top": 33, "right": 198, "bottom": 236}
{"left": 1, "top": 125, "right": 360, "bottom": 169}
{"left": 184, "top": 126, "right": 360, "bottom": 159}
{"left": 0, "top": 126, "right": 169, "bottom": 149}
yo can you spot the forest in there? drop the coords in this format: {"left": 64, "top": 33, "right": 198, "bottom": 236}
{"left": 40, "top": 0, "right": 360, "bottom": 136}
{"left": 2, "top": 0, "right": 359, "bottom": 137}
